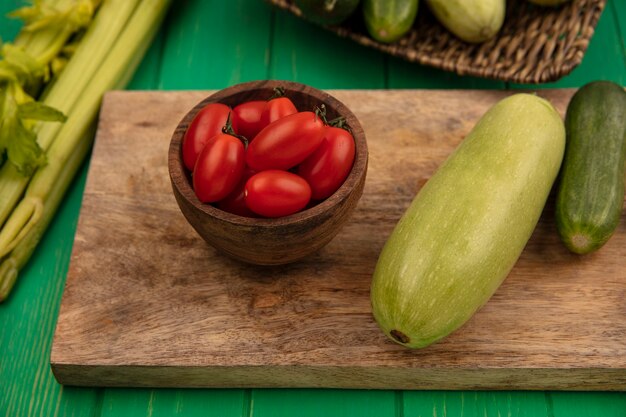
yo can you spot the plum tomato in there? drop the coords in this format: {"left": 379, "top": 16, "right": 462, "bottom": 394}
{"left": 298, "top": 126, "right": 356, "bottom": 200}
{"left": 265, "top": 96, "right": 297, "bottom": 125}
{"left": 232, "top": 96, "right": 298, "bottom": 141}
{"left": 215, "top": 167, "right": 257, "bottom": 217}
{"left": 244, "top": 170, "right": 312, "bottom": 218}
{"left": 246, "top": 111, "right": 326, "bottom": 171}
{"left": 182, "top": 103, "right": 231, "bottom": 171}
{"left": 231, "top": 100, "right": 267, "bottom": 140}
{"left": 192, "top": 133, "right": 245, "bottom": 203}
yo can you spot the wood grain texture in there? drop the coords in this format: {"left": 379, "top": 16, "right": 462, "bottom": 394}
{"left": 49, "top": 89, "right": 626, "bottom": 390}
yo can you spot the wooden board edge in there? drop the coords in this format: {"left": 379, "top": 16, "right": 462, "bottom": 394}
{"left": 50, "top": 363, "right": 626, "bottom": 391}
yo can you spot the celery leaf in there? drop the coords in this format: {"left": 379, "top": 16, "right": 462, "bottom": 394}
{"left": 0, "top": 84, "right": 46, "bottom": 175}
{"left": 1, "top": 44, "right": 44, "bottom": 85}
{"left": 4, "top": 117, "right": 46, "bottom": 175}
{"left": 18, "top": 102, "right": 66, "bottom": 122}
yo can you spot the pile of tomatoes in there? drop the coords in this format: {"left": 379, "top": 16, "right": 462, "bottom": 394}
{"left": 182, "top": 89, "right": 356, "bottom": 218}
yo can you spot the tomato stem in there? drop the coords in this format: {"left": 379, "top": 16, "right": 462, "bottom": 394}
{"left": 314, "top": 104, "right": 328, "bottom": 124}
{"left": 268, "top": 86, "right": 285, "bottom": 100}
{"left": 325, "top": 113, "right": 353, "bottom": 133}
{"left": 327, "top": 115, "right": 348, "bottom": 129}
{"left": 327, "top": 116, "right": 344, "bottom": 126}
{"left": 222, "top": 111, "right": 249, "bottom": 148}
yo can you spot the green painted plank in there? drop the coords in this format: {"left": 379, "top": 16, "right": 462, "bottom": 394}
{"left": 512, "top": 3, "right": 625, "bottom": 88}
{"left": 0, "top": 161, "right": 99, "bottom": 417}
{"left": 150, "top": 390, "right": 246, "bottom": 417}
{"left": 100, "top": 390, "right": 155, "bottom": 417}
{"left": 387, "top": 55, "right": 505, "bottom": 89}
{"left": 250, "top": 389, "right": 397, "bottom": 417}
{"left": 550, "top": 392, "right": 626, "bottom": 417}
{"left": 100, "top": 389, "right": 247, "bottom": 417}
{"left": 402, "top": 391, "right": 550, "bottom": 417}
{"left": 0, "top": 0, "right": 23, "bottom": 41}
{"left": 157, "top": 0, "right": 273, "bottom": 90}
{"left": 270, "top": 10, "right": 385, "bottom": 89}
{"left": 127, "top": 31, "right": 165, "bottom": 91}
{"left": 611, "top": 0, "right": 626, "bottom": 63}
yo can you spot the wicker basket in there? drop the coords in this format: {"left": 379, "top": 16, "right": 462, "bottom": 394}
{"left": 266, "top": 0, "right": 606, "bottom": 84}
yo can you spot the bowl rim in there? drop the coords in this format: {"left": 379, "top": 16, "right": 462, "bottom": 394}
{"left": 168, "top": 79, "right": 368, "bottom": 227}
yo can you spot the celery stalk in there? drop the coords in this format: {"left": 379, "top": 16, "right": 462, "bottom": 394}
{"left": 36, "top": 0, "right": 141, "bottom": 142}
{"left": 0, "top": 124, "right": 95, "bottom": 301}
{"left": 0, "top": 0, "right": 100, "bottom": 221}
{"left": 0, "top": 0, "right": 140, "bottom": 227}
{"left": 0, "top": 0, "right": 172, "bottom": 300}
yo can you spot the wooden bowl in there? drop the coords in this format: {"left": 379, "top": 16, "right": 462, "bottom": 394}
{"left": 168, "top": 80, "right": 368, "bottom": 265}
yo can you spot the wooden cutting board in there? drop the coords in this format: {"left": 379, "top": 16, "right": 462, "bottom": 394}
{"left": 50, "top": 89, "right": 626, "bottom": 390}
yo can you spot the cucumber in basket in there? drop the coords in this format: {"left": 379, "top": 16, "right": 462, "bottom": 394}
{"left": 555, "top": 81, "right": 626, "bottom": 255}
{"left": 371, "top": 94, "right": 565, "bottom": 348}
{"left": 294, "top": 0, "right": 361, "bottom": 25}
{"left": 425, "top": 0, "right": 505, "bottom": 43}
{"left": 363, "top": 0, "right": 419, "bottom": 43}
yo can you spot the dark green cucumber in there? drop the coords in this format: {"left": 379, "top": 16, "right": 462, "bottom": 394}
{"left": 555, "top": 81, "right": 626, "bottom": 254}
{"left": 294, "top": 0, "right": 360, "bottom": 25}
{"left": 363, "top": 0, "right": 419, "bottom": 43}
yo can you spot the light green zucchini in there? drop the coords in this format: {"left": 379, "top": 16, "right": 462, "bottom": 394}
{"left": 425, "top": 0, "right": 505, "bottom": 43}
{"left": 371, "top": 94, "right": 566, "bottom": 348}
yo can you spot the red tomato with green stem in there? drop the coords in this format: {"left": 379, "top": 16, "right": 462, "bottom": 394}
{"left": 246, "top": 111, "right": 326, "bottom": 171}
{"left": 231, "top": 100, "right": 267, "bottom": 140}
{"left": 265, "top": 96, "right": 297, "bottom": 124}
{"left": 182, "top": 103, "right": 231, "bottom": 171}
{"left": 244, "top": 170, "right": 312, "bottom": 218}
{"left": 192, "top": 133, "right": 246, "bottom": 203}
{"left": 216, "top": 167, "right": 257, "bottom": 217}
{"left": 231, "top": 88, "right": 297, "bottom": 140}
{"left": 298, "top": 126, "right": 356, "bottom": 200}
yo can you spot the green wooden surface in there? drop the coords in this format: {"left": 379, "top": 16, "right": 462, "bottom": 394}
{"left": 1, "top": 0, "right": 625, "bottom": 416}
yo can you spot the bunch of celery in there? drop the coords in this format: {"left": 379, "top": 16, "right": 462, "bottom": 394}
{"left": 0, "top": 0, "right": 172, "bottom": 301}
